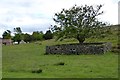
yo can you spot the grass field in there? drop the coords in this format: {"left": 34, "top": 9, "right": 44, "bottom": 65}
{"left": 2, "top": 37, "right": 118, "bottom": 78}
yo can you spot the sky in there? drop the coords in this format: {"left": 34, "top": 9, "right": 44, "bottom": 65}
{"left": 0, "top": 0, "right": 119, "bottom": 37}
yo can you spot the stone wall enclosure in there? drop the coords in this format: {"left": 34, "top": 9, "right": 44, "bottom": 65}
{"left": 45, "top": 42, "right": 112, "bottom": 55}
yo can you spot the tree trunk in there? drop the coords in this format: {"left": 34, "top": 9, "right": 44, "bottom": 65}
{"left": 77, "top": 35, "right": 85, "bottom": 43}
{"left": 18, "top": 40, "right": 21, "bottom": 44}
{"left": 18, "top": 41, "right": 20, "bottom": 44}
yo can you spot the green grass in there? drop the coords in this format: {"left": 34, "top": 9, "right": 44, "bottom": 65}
{"left": 2, "top": 39, "right": 118, "bottom": 78}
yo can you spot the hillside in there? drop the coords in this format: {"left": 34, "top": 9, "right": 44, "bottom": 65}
{"left": 2, "top": 24, "right": 119, "bottom": 78}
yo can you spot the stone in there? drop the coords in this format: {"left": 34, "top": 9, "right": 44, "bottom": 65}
{"left": 45, "top": 42, "right": 112, "bottom": 55}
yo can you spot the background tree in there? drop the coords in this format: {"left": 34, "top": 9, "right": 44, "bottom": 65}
{"left": 52, "top": 4, "right": 108, "bottom": 43}
{"left": 32, "top": 31, "right": 44, "bottom": 41}
{"left": 14, "top": 27, "right": 22, "bottom": 34}
{"left": 2, "top": 30, "right": 11, "bottom": 39}
{"left": 12, "top": 34, "right": 21, "bottom": 44}
{"left": 23, "top": 33, "right": 32, "bottom": 43}
{"left": 43, "top": 30, "right": 53, "bottom": 40}
{"left": 13, "top": 27, "right": 22, "bottom": 44}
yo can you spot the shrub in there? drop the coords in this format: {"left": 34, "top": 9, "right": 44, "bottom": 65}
{"left": 55, "top": 62, "right": 65, "bottom": 66}
{"left": 31, "top": 69, "right": 42, "bottom": 73}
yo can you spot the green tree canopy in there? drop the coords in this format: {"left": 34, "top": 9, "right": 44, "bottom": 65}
{"left": 51, "top": 4, "right": 107, "bottom": 43}
{"left": 14, "top": 27, "right": 22, "bottom": 34}
{"left": 43, "top": 30, "right": 53, "bottom": 40}
{"left": 2, "top": 30, "right": 11, "bottom": 39}
{"left": 32, "top": 31, "right": 44, "bottom": 41}
{"left": 12, "top": 34, "right": 21, "bottom": 44}
{"left": 23, "top": 33, "right": 32, "bottom": 42}
{"left": 13, "top": 27, "right": 22, "bottom": 44}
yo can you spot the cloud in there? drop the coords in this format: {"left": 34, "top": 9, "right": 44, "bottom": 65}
{"left": 0, "top": 0, "right": 119, "bottom": 37}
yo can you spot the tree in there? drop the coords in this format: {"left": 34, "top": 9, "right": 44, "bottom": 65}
{"left": 2, "top": 30, "right": 11, "bottom": 39}
{"left": 23, "top": 33, "right": 32, "bottom": 43}
{"left": 32, "top": 31, "right": 44, "bottom": 41}
{"left": 12, "top": 34, "right": 21, "bottom": 44}
{"left": 13, "top": 27, "right": 22, "bottom": 44}
{"left": 14, "top": 27, "right": 22, "bottom": 34}
{"left": 51, "top": 4, "right": 107, "bottom": 43}
{"left": 43, "top": 30, "right": 53, "bottom": 40}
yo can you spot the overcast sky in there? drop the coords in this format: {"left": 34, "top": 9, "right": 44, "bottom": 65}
{"left": 0, "top": 0, "right": 119, "bottom": 37}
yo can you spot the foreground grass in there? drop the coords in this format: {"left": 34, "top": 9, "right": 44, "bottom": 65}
{"left": 2, "top": 39, "right": 118, "bottom": 78}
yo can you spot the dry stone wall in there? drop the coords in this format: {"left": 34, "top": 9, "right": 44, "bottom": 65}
{"left": 45, "top": 42, "right": 112, "bottom": 55}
